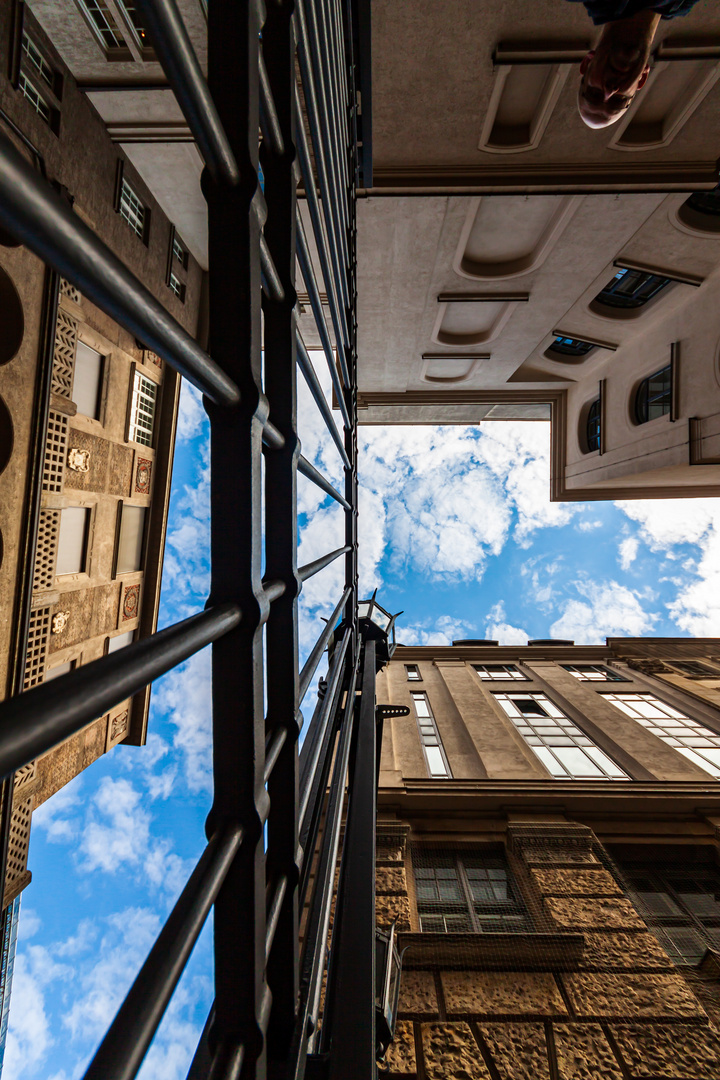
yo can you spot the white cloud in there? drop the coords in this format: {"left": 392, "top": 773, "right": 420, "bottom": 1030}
{"left": 3, "top": 945, "right": 73, "bottom": 1079}
{"left": 618, "top": 536, "right": 639, "bottom": 571}
{"left": 31, "top": 775, "right": 82, "bottom": 844}
{"left": 577, "top": 519, "right": 602, "bottom": 532}
{"left": 20, "top": 908, "right": 41, "bottom": 940}
{"left": 549, "top": 580, "right": 658, "bottom": 643}
{"left": 484, "top": 602, "right": 530, "bottom": 645}
{"left": 399, "top": 615, "right": 477, "bottom": 646}
{"left": 176, "top": 381, "right": 206, "bottom": 443}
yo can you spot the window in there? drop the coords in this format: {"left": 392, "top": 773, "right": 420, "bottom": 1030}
{"left": 22, "top": 34, "right": 55, "bottom": 91}
{"left": 613, "top": 850, "right": 720, "bottom": 966}
{"left": 473, "top": 664, "right": 527, "bottom": 681}
{"left": 405, "top": 664, "right": 421, "bottom": 681}
{"left": 44, "top": 660, "right": 75, "bottom": 681}
{"left": 73, "top": 341, "right": 104, "bottom": 419}
{"left": 562, "top": 664, "right": 624, "bottom": 682}
{"left": 56, "top": 507, "right": 91, "bottom": 575}
{"left": 548, "top": 335, "right": 594, "bottom": 358}
{"left": 116, "top": 0, "right": 150, "bottom": 49}
{"left": 635, "top": 364, "right": 671, "bottom": 424}
{"left": 494, "top": 692, "right": 628, "bottom": 780}
{"left": 410, "top": 693, "right": 451, "bottom": 778}
{"left": 603, "top": 693, "right": 720, "bottom": 779}
{"left": 18, "top": 72, "right": 52, "bottom": 126}
{"left": 77, "top": 0, "right": 128, "bottom": 50}
{"left": 414, "top": 850, "right": 529, "bottom": 934}
{"left": 670, "top": 661, "right": 718, "bottom": 679}
{"left": 127, "top": 370, "right": 157, "bottom": 446}
{"left": 116, "top": 504, "right": 146, "bottom": 575}
{"left": 169, "top": 272, "right": 186, "bottom": 302}
{"left": 119, "top": 177, "right": 148, "bottom": 241}
{"left": 108, "top": 630, "right": 134, "bottom": 653}
{"left": 586, "top": 398, "right": 601, "bottom": 452}
{"left": 172, "top": 234, "right": 189, "bottom": 269}
{"left": 595, "top": 267, "right": 672, "bottom": 309}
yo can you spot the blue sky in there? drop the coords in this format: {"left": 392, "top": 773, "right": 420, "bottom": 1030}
{"left": 5, "top": 361, "right": 720, "bottom": 1079}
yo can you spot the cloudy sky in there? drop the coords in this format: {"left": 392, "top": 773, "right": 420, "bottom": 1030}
{"left": 6, "top": 361, "right": 720, "bottom": 1079}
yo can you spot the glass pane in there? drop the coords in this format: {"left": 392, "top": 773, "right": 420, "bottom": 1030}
{"left": 73, "top": 341, "right": 103, "bottom": 419}
{"left": 425, "top": 746, "right": 448, "bottom": 777}
{"left": 416, "top": 883, "right": 439, "bottom": 900}
{"left": 514, "top": 699, "right": 548, "bottom": 717}
{"left": 438, "top": 880, "right": 463, "bottom": 901}
{"left": 533, "top": 745, "right": 567, "bottom": 777}
{"left": 117, "top": 505, "right": 146, "bottom": 575}
{"left": 56, "top": 507, "right": 90, "bottom": 575}
{"left": 108, "top": 630, "right": 133, "bottom": 653}
{"left": 553, "top": 746, "right": 603, "bottom": 778}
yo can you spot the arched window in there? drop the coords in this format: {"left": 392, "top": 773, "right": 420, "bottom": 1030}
{"left": 548, "top": 335, "right": 594, "bottom": 358}
{"left": 635, "top": 364, "right": 671, "bottom": 424}
{"left": 595, "top": 267, "right": 671, "bottom": 309}
{"left": 586, "top": 398, "right": 601, "bottom": 452}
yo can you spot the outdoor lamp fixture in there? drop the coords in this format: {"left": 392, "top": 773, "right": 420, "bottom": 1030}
{"left": 358, "top": 590, "right": 402, "bottom": 667}
{"left": 375, "top": 919, "right": 404, "bottom": 1063}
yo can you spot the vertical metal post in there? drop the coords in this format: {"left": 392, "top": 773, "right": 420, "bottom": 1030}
{"left": 323, "top": 636, "right": 377, "bottom": 1080}
{"left": 205, "top": 0, "right": 268, "bottom": 1075}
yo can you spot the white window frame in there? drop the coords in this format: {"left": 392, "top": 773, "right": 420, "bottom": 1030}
{"left": 410, "top": 692, "right": 451, "bottom": 779}
{"left": 18, "top": 72, "right": 52, "bottom": 125}
{"left": 76, "top": 0, "right": 129, "bottom": 52}
{"left": 494, "top": 691, "right": 628, "bottom": 780}
{"left": 22, "top": 33, "right": 55, "bottom": 90}
{"left": 119, "top": 176, "right": 147, "bottom": 240}
{"left": 473, "top": 664, "right": 527, "bottom": 682}
{"left": 127, "top": 369, "right": 157, "bottom": 446}
{"left": 405, "top": 664, "right": 421, "bottom": 682}
{"left": 562, "top": 664, "right": 625, "bottom": 682}
{"left": 603, "top": 693, "right": 720, "bottom": 779}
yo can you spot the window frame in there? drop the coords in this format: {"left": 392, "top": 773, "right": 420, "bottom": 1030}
{"left": 113, "top": 501, "right": 148, "bottom": 577}
{"left": 72, "top": 339, "right": 106, "bottom": 421}
{"left": 18, "top": 70, "right": 59, "bottom": 132}
{"left": 126, "top": 367, "right": 159, "bottom": 447}
{"left": 602, "top": 692, "right": 720, "bottom": 779}
{"left": 21, "top": 32, "right": 62, "bottom": 97}
{"left": 55, "top": 505, "right": 92, "bottom": 577}
{"left": 76, "top": 0, "right": 131, "bottom": 55}
{"left": 548, "top": 335, "right": 595, "bottom": 358}
{"left": 404, "top": 664, "right": 422, "bottom": 682}
{"left": 116, "top": 165, "right": 150, "bottom": 245}
{"left": 409, "top": 692, "right": 452, "bottom": 779}
{"left": 635, "top": 364, "right": 672, "bottom": 425}
{"left": 494, "top": 691, "right": 629, "bottom": 780}
{"left": 595, "top": 267, "right": 672, "bottom": 310}
{"left": 586, "top": 397, "right": 601, "bottom": 453}
{"left": 473, "top": 663, "right": 528, "bottom": 682}
{"left": 668, "top": 660, "right": 720, "bottom": 680}
{"left": 169, "top": 271, "right": 186, "bottom": 303}
{"left": 562, "top": 664, "right": 626, "bottom": 682}
{"left": 414, "top": 849, "right": 529, "bottom": 935}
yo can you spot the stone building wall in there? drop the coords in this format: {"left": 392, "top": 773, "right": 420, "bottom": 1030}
{"left": 378, "top": 819, "right": 720, "bottom": 1080}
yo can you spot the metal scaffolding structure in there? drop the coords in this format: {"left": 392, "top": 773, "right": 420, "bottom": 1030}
{"left": 0, "top": 0, "right": 376, "bottom": 1076}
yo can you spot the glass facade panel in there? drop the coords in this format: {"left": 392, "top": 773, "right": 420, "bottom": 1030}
{"left": 603, "top": 693, "right": 720, "bottom": 779}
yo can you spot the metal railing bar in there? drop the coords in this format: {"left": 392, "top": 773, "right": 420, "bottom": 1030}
{"left": 262, "top": 579, "right": 287, "bottom": 604}
{"left": 294, "top": 5, "right": 351, "bottom": 325}
{"left": 298, "top": 455, "right": 350, "bottom": 510}
{"left": 293, "top": 88, "right": 351, "bottom": 379}
{"left": 0, "top": 604, "right": 241, "bottom": 781}
{"left": 0, "top": 133, "right": 240, "bottom": 408}
{"left": 298, "top": 627, "right": 350, "bottom": 834}
{"left": 296, "top": 0, "right": 351, "bottom": 317}
{"left": 83, "top": 822, "right": 244, "bottom": 1080}
{"left": 295, "top": 647, "right": 359, "bottom": 1069}
{"left": 298, "top": 587, "right": 351, "bottom": 704}
{"left": 296, "top": 326, "right": 351, "bottom": 447}
{"left": 265, "top": 874, "right": 288, "bottom": 958}
{"left": 296, "top": 212, "right": 351, "bottom": 396}
{"left": 260, "top": 233, "right": 285, "bottom": 301}
{"left": 264, "top": 726, "right": 287, "bottom": 785}
{"left": 259, "top": 48, "right": 285, "bottom": 156}
{"left": 262, "top": 419, "right": 286, "bottom": 450}
{"left": 314, "top": 0, "right": 350, "bottom": 239}
{"left": 134, "top": 0, "right": 240, "bottom": 186}
{"left": 298, "top": 545, "right": 350, "bottom": 583}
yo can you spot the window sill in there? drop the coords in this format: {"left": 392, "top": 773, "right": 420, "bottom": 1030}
{"left": 398, "top": 931, "right": 585, "bottom": 971}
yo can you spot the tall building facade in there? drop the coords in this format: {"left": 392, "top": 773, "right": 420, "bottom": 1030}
{"left": 375, "top": 638, "right": 720, "bottom": 1077}
{"left": 0, "top": 0, "right": 202, "bottom": 916}
{"left": 357, "top": 1, "right": 720, "bottom": 501}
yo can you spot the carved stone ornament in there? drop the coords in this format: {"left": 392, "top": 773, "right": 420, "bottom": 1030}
{"left": 110, "top": 710, "right": 129, "bottom": 741}
{"left": 67, "top": 447, "right": 90, "bottom": 473}
{"left": 51, "top": 611, "right": 70, "bottom": 634}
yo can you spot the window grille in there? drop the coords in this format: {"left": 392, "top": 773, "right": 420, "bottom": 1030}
{"left": 18, "top": 73, "right": 52, "bottom": 126}
{"left": 603, "top": 693, "right": 720, "bottom": 778}
{"left": 548, "top": 335, "right": 594, "bottom": 357}
{"left": 51, "top": 309, "right": 77, "bottom": 399}
{"left": 59, "top": 278, "right": 81, "bottom": 305}
{"left": 172, "top": 234, "right": 188, "bottom": 268}
{"left": 473, "top": 663, "right": 527, "bottom": 681}
{"left": 595, "top": 267, "right": 672, "bottom": 309}
{"left": 21, "top": 33, "right": 55, "bottom": 90}
{"left": 22, "top": 607, "right": 52, "bottom": 691}
{"left": 410, "top": 692, "right": 451, "bottom": 778}
{"left": 3, "top": 796, "right": 32, "bottom": 901}
{"left": 33, "top": 510, "right": 60, "bottom": 591}
{"left": 119, "top": 177, "right": 147, "bottom": 240}
{"left": 405, "top": 664, "right": 421, "bottom": 681}
{"left": 169, "top": 271, "right": 185, "bottom": 302}
{"left": 127, "top": 370, "right": 157, "bottom": 446}
{"left": 494, "top": 692, "right": 628, "bottom": 779}
{"left": 12, "top": 763, "right": 37, "bottom": 792}
{"left": 42, "top": 411, "right": 69, "bottom": 493}
{"left": 77, "top": 0, "right": 128, "bottom": 50}
{"left": 562, "top": 664, "right": 624, "bottom": 681}
{"left": 413, "top": 848, "right": 529, "bottom": 934}
{"left": 586, "top": 397, "right": 601, "bottom": 452}
{"left": 635, "top": 364, "right": 672, "bottom": 424}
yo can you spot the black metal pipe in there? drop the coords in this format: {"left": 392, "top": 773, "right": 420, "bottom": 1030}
{"left": 0, "top": 134, "right": 239, "bottom": 407}
{"left": 296, "top": 329, "right": 351, "bottom": 455}
{"left": 134, "top": 0, "right": 239, "bottom": 186}
{"left": 0, "top": 604, "right": 241, "bottom": 780}
{"left": 265, "top": 874, "right": 288, "bottom": 957}
{"left": 296, "top": 213, "right": 350, "bottom": 405}
{"left": 298, "top": 455, "right": 350, "bottom": 510}
{"left": 83, "top": 823, "right": 243, "bottom": 1080}
{"left": 262, "top": 419, "right": 286, "bottom": 451}
{"left": 298, "top": 588, "right": 351, "bottom": 703}
{"left": 259, "top": 48, "right": 285, "bottom": 156}
{"left": 298, "top": 627, "right": 350, "bottom": 830}
{"left": 298, "top": 545, "right": 350, "bottom": 583}
{"left": 260, "top": 233, "right": 285, "bottom": 301}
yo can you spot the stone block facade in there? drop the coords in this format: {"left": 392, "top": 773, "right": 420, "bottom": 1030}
{"left": 378, "top": 819, "right": 720, "bottom": 1078}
